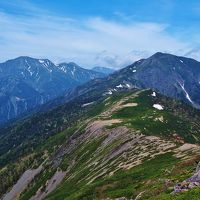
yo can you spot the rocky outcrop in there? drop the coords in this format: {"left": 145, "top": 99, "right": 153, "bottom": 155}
{"left": 173, "top": 161, "right": 200, "bottom": 193}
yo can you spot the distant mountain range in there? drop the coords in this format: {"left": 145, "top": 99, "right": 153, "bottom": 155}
{"left": 0, "top": 56, "right": 107, "bottom": 125}
{"left": 66, "top": 52, "right": 200, "bottom": 108}
{"left": 92, "top": 66, "right": 115, "bottom": 75}
{"left": 1, "top": 52, "right": 200, "bottom": 126}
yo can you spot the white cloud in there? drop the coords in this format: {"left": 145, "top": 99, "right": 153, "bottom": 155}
{"left": 0, "top": 6, "right": 192, "bottom": 68}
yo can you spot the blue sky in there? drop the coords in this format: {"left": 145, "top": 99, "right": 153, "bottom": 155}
{"left": 0, "top": 0, "right": 200, "bottom": 68}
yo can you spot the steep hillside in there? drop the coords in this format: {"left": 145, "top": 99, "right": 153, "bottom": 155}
{"left": 1, "top": 89, "right": 200, "bottom": 200}
{"left": 65, "top": 52, "right": 200, "bottom": 108}
{"left": 0, "top": 57, "right": 104, "bottom": 125}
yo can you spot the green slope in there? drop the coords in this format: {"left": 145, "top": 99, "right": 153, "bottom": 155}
{"left": 1, "top": 89, "right": 200, "bottom": 200}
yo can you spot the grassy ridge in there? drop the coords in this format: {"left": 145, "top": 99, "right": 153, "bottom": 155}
{"left": 3, "top": 89, "right": 200, "bottom": 199}
{"left": 112, "top": 90, "right": 200, "bottom": 143}
{"left": 45, "top": 153, "right": 200, "bottom": 200}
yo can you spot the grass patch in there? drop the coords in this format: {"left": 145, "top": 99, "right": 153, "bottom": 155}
{"left": 45, "top": 153, "right": 190, "bottom": 200}
{"left": 111, "top": 90, "right": 198, "bottom": 143}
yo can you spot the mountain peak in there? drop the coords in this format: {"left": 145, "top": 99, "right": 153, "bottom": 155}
{"left": 6, "top": 56, "right": 53, "bottom": 65}
{"left": 151, "top": 52, "right": 175, "bottom": 59}
{"left": 0, "top": 57, "right": 106, "bottom": 125}
{"left": 149, "top": 52, "right": 200, "bottom": 66}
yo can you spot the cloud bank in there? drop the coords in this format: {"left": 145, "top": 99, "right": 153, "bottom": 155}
{"left": 0, "top": 1, "right": 196, "bottom": 68}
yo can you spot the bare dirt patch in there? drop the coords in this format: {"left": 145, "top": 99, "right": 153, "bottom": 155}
{"left": 3, "top": 166, "right": 42, "bottom": 200}
{"left": 121, "top": 103, "right": 138, "bottom": 108}
{"left": 30, "top": 171, "right": 66, "bottom": 200}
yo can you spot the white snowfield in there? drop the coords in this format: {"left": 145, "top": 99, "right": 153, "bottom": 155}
{"left": 153, "top": 104, "right": 164, "bottom": 110}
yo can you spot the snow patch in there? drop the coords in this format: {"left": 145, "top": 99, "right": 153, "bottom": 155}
{"left": 151, "top": 92, "right": 156, "bottom": 97}
{"left": 40, "top": 60, "right": 53, "bottom": 73}
{"left": 21, "top": 72, "right": 25, "bottom": 77}
{"left": 25, "top": 60, "right": 34, "bottom": 76}
{"left": 153, "top": 104, "right": 164, "bottom": 110}
{"left": 63, "top": 68, "right": 67, "bottom": 73}
{"left": 104, "top": 90, "right": 113, "bottom": 95}
{"left": 132, "top": 70, "right": 136, "bottom": 73}
{"left": 82, "top": 102, "right": 94, "bottom": 107}
{"left": 60, "top": 66, "right": 67, "bottom": 73}
{"left": 126, "top": 83, "right": 131, "bottom": 88}
{"left": 71, "top": 66, "right": 76, "bottom": 76}
{"left": 39, "top": 59, "right": 45, "bottom": 64}
{"left": 180, "top": 60, "right": 184, "bottom": 63}
{"left": 107, "top": 90, "right": 113, "bottom": 95}
{"left": 179, "top": 82, "right": 193, "bottom": 104}
{"left": 28, "top": 68, "right": 34, "bottom": 76}
{"left": 116, "top": 84, "right": 123, "bottom": 88}
{"left": 15, "top": 97, "right": 22, "bottom": 101}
